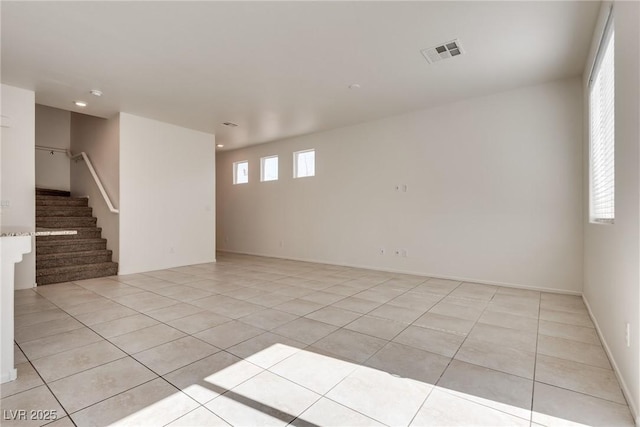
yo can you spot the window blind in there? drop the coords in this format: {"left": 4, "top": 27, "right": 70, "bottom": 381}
{"left": 589, "top": 23, "right": 615, "bottom": 222}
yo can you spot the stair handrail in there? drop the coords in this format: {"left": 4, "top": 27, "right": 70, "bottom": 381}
{"left": 67, "top": 151, "right": 119, "bottom": 214}
{"left": 35, "top": 144, "right": 68, "bottom": 154}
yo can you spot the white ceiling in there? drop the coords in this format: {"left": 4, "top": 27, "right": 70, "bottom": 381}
{"left": 1, "top": 1, "right": 600, "bottom": 150}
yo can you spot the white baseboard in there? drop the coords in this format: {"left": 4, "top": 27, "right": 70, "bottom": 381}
{"left": 583, "top": 295, "right": 639, "bottom": 425}
{"left": 216, "top": 249, "right": 582, "bottom": 296}
{"left": 0, "top": 368, "right": 17, "bottom": 384}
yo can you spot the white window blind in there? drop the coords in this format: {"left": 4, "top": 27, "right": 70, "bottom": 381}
{"left": 589, "top": 20, "right": 615, "bottom": 223}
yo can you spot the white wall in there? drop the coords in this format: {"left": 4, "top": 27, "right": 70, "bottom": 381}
{"left": 217, "top": 77, "right": 584, "bottom": 293}
{"left": 119, "top": 113, "right": 215, "bottom": 274}
{"left": 1, "top": 84, "right": 36, "bottom": 289}
{"left": 70, "top": 113, "right": 120, "bottom": 262}
{"left": 35, "top": 104, "right": 70, "bottom": 191}
{"left": 583, "top": 1, "right": 640, "bottom": 421}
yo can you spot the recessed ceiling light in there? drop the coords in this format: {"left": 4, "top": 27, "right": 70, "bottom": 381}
{"left": 74, "top": 101, "right": 87, "bottom": 107}
{"left": 90, "top": 89, "right": 103, "bottom": 97}
{"left": 216, "top": 144, "right": 224, "bottom": 148}
{"left": 348, "top": 83, "right": 361, "bottom": 89}
{"left": 222, "top": 122, "right": 238, "bottom": 127}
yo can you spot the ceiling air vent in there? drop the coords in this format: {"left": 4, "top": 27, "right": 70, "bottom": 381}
{"left": 421, "top": 39, "right": 464, "bottom": 64}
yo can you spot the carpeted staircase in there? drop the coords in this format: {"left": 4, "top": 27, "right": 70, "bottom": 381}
{"left": 36, "top": 188, "right": 118, "bottom": 285}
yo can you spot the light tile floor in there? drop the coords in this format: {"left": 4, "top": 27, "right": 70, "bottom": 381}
{"left": 1, "top": 253, "right": 635, "bottom": 426}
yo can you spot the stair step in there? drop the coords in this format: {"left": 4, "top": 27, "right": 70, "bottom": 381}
{"left": 36, "top": 207, "right": 93, "bottom": 217}
{"left": 35, "top": 188, "right": 115, "bottom": 285}
{"left": 37, "top": 262, "right": 119, "bottom": 285}
{"left": 36, "top": 227, "right": 103, "bottom": 241}
{"left": 36, "top": 197, "right": 88, "bottom": 207}
{"left": 36, "top": 217, "right": 97, "bottom": 228}
{"left": 37, "top": 250, "right": 113, "bottom": 269}
{"left": 36, "top": 261, "right": 118, "bottom": 276}
{"left": 36, "top": 188, "right": 71, "bottom": 197}
{"left": 36, "top": 238, "right": 107, "bottom": 254}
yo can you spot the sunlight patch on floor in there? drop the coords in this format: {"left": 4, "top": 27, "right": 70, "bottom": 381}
{"left": 86, "top": 342, "right": 615, "bottom": 426}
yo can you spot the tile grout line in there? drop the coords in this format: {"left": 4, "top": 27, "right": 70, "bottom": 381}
{"left": 65, "top": 377, "right": 159, "bottom": 420}
{"left": 178, "top": 272, "right": 444, "bottom": 422}
{"left": 360, "top": 280, "right": 460, "bottom": 366}
{"left": 432, "top": 289, "right": 536, "bottom": 423}
{"left": 323, "top": 279, "right": 464, "bottom": 427}
{"left": 396, "top": 282, "right": 475, "bottom": 425}
{"left": 18, "top": 287, "right": 238, "bottom": 418}
{"left": 151, "top": 375, "right": 230, "bottom": 427}
{"left": 31, "top": 271, "right": 342, "bottom": 360}
{"left": 13, "top": 341, "right": 76, "bottom": 426}
{"left": 214, "top": 275, "right": 445, "bottom": 426}
{"left": 278, "top": 277, "right": 432, "bottom": 352}
{"left": 16, "top": 256, "right": 631, "bottom": 426}
{"left": 530, "top": 291, "right": 543, "bottom": 425}
{"left": 404, "top": 282, "right": 478, "bottom": 427}
{"left": 310, "top": 277, "right": 455, "bottom": 347}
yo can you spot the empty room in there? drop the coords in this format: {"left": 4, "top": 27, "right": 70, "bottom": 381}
{"left": 1, "top": 1, "right": 639, "bottom": 426}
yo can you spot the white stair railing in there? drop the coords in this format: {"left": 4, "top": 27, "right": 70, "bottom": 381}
{"left": 68, "top": 151, "right": 119, "bottom": 214}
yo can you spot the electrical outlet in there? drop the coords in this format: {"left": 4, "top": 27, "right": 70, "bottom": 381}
{"left": 402, "top": 184, "right": 408, "bottom": 192}
{"left": 626, "top": 323, "right": 631, "bottom": 347}
{"left": 379, "top": 248, "right": 385, "bottom": 255}
{"left": 225, "top": 237, "right": 229, "bottom": 243}
{"left": 401, "top": 249, "right": 408, "bottom": 257}
{"left": 279, "top": 240, "right": 284, "bottom": 248}
{"left": 169, "top": 247, "right": 175, "bottom": 254}
{"left": 0, "top": 200, "right": 9, "bottom": 208}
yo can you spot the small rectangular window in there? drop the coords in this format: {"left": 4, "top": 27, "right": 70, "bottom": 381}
{"left": 293, "top": 149, "right": 315, "bottom": 178}
{"left": 233, "top": 161, "right": 249, "bottom": 184}
{"left": 261, "top": 155, "right": 279, "bottom": 182}
{"left": 589, "top": 12, "right": 615, "bottom": 223}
